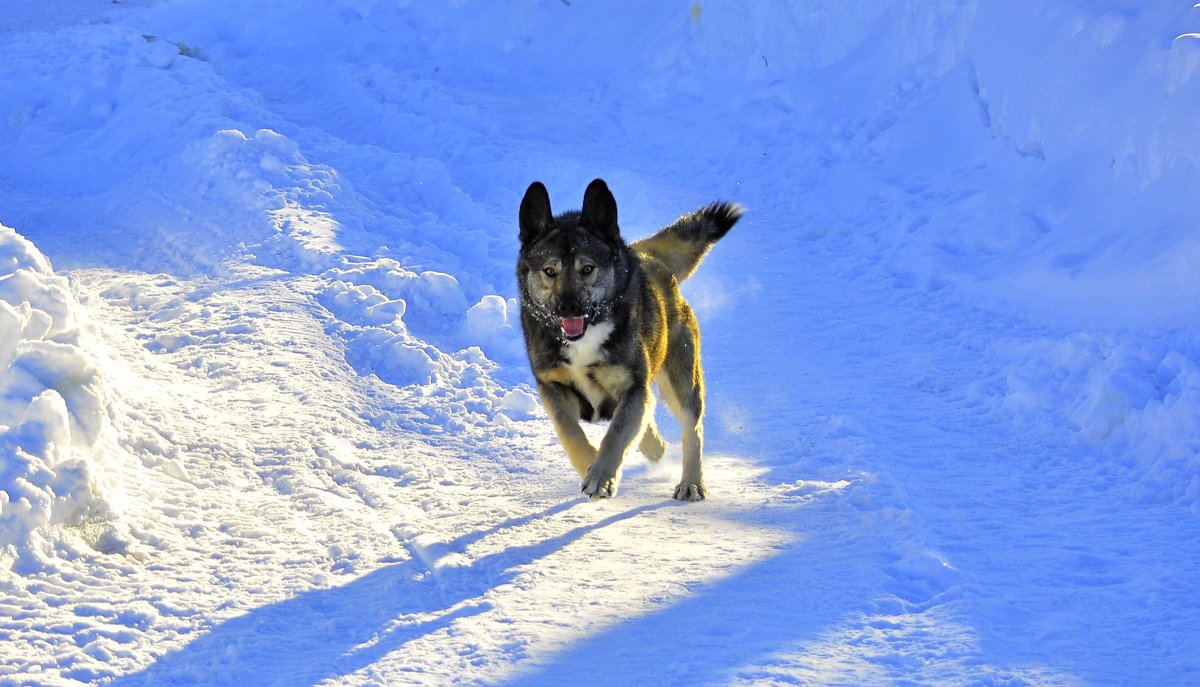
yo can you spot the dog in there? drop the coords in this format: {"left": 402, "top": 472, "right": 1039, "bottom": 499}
{"left": 517, "top": 178, "right": 742, "bottom": 500}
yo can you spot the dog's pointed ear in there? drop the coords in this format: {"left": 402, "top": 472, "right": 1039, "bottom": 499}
{"left": 581, "top": 178, "right": 618, "bottom": 238}
{"left": 520, "top": 181, "right": 553, "bottom": 245}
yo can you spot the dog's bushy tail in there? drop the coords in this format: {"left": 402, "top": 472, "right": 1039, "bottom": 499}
{"left": 633, "top": 202, "right": 744, "bottom": 281}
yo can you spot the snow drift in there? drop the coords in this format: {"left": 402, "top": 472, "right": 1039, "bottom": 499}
{"left": 0, "top": 224, "right": 130, "bottom": 570}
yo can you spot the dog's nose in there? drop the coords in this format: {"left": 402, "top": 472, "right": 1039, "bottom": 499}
{"left": 557, "top": 294, "right": 584, "bottom": 318}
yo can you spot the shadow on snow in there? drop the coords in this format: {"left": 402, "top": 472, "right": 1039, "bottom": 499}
{"left": 491, "top": 499, "right": 885, "bottom": 687}
{"left": 110, "top": 499, "right": 665, "bottom": 687}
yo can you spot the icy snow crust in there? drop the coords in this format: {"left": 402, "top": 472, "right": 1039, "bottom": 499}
{"left": 1, "top": 1, "right": 1198, "bottom": 685}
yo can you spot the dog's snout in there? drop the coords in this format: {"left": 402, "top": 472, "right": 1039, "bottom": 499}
{"left": 556, "top": 292, "right": 585, "bottom": 319}
{"left": 559, "top": 305, "right": 586, "bottom": 319}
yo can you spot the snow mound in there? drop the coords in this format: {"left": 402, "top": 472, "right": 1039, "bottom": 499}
{"left": 0, "top": 224, "right": 132, "bottom": 570}
{"left": 991, "top": 333, "right": 1200, "bottom": 507}
{"left": 314, "top": 263, "right": 531, "bottom": 431}
{"left": 321, "top": 259, "right": 525, "bottom": 377}
{"left": 184, "top": 128, "right": 349, "bottom": 270}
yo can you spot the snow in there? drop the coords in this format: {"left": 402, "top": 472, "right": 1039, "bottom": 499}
{"left": 0, "top": 224, "right": 134, "bottom": 573}
{"left": 1, "top": 1, "right": 1199, "bottom": 686}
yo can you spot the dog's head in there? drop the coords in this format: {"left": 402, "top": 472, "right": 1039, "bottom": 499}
{"left": 517, "top": 179, "right": 626, "bottom": 341}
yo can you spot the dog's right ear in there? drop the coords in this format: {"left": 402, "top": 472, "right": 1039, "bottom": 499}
{"left": 520, "top": 181, "right": 553, "bottom": 245}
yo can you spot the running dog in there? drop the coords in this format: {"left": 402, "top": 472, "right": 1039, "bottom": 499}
{"left": 517, "top": 178, "right": 742, "bottom": 500}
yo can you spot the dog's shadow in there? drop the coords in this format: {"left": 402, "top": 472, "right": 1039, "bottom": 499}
{"left": 111, "top": 498, "right": 669, "bottom": 687}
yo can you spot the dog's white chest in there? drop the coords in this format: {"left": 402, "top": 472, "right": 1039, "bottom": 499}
{"left": 561, "top": 321, "right": 616, "bottom": 420}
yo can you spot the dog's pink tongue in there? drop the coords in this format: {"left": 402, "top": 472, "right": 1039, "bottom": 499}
{"left": 561, "top": 317, "right": 586, "bottom": 338}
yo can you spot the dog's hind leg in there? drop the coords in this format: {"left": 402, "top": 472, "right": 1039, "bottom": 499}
{"left": 638, "top": 393, "right": 666, "bottom": 462}
{"left": 639, "top": 422, "right": 666, "bottom": 462}
{"left": 659, "top": 309, "right": 706, "bottom": 501}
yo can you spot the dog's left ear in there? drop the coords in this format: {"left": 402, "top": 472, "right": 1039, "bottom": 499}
{"left": 520, "top": 181, "right": 553, "bottom": 245}
{"left": 581, "top": 178, "right": 618, "bottom": 239}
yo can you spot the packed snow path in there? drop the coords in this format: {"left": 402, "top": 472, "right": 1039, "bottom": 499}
{"left": 8, "top": 227, "right": 1197, "bottom": 686}
{"left": 3, "top": 1, "right": 1200, "bottom": 686}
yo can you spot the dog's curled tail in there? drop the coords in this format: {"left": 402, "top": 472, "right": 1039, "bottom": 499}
{"left": 633, "top": 201, "right": 744, "bottom": 281}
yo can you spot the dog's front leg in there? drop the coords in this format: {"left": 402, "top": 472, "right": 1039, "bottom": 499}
{"left": 536, "top": 381, "right": 596, "bottom": 476}
{"left": 582, "top": 382, "right": 649, "bottom": 499}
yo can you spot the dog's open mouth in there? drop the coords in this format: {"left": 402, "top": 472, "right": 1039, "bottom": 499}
{"left": 561, "top": 317, "right": 587, "bottom": 341}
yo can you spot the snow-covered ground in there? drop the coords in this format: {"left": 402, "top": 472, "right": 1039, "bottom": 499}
{"left": 2, "top": 1, "right": 1199, "bottom": 685}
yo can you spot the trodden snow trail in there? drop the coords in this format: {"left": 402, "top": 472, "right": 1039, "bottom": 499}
{"left": 0, "top": 260, "right": 805, "bottom": 686}
{"left": 15, "top": 223, "right": 1194, "bottom": 686}
{"left": 687, "top": 221, "right": 1200, "bottom": 685}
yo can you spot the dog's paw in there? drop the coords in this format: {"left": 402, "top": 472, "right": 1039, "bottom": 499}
{"left": 581, "top": 465, "right": 619, "bottom": 499}
{"left": 672, "top": 481, "right": 706, "bottom": 502}
{"left": 638, "top": 426, "right": 666, "bottom": 463}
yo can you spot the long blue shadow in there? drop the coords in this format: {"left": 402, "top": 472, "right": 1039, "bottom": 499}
{"left": 111, "top": 499, "right": 667, "bottom": 687}
{"left": 494, "top": 500, "right": 882, "bottom": 687}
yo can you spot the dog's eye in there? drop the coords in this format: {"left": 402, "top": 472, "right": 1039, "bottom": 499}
{"left": 580, "top": 265, "right": 595, "bottom": 276}
{"left": 543, "top": 266, "right": 557, "bottom": 278}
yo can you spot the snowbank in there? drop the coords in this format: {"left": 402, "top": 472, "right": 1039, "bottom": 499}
{"left": 0, "top": 224, "right": 130, "bottom": 570}
{"left": 990, "top": 332, "right": 1200, "bottom": 507}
